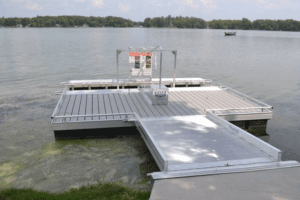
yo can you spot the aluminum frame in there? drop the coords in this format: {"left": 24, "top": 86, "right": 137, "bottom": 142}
{"left": 149, "top": 161, "right": 300, "bottom": 181}
{"left": 219, "top": 85, "right": 273, "bottom": 109}
{"left": 51, "top": 87, "right": 67, "bottom": 119}
{"left": 134, "top": 114, "right": 169, "bottom": 171}
{"left": 116, "top": 46, "right": 177, "bottom": 90}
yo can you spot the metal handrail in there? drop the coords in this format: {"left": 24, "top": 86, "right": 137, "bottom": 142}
{"left": 55, "top": 91, "right": 63, "bottom": 95}
{"left": 218, "top": 84, "right": 273, "bottom": 109}
{"left": 204, "top": 79, "right": 212, "bottom": 83}
{"left": 206, "top": 107, "right": 272, "bottom": 112}
{"left": 52, "top": 113, "right": 136, "bottom": 120}
{"left": 117, "top": 46, "right": 178, "bottom": 89}
{"left": 60, "top": 79, "right": 208, "bottom": 86}
{"left": 51, "top": 87, "right": 67, "bottom": 119}
{"left": 206, "top": 107, "right": 273, "bottom": 115}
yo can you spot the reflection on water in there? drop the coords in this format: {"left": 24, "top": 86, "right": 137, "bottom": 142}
{"left": 0, "top": 28, "right": 300, "bottom": 193}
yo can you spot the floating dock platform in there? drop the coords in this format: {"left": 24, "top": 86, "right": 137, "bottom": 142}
{"left": 52, "top": 79, "right": 272, "bottom": 136}
{"left": 51, "top": 46, "right": 300, "bottom": 199}
{"left": 51, "top": 79, "right": 300, "bottom": 182}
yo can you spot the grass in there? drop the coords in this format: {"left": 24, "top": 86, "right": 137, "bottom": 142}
{"left": 0, "top": 182, "right": 151, "bottom": 200}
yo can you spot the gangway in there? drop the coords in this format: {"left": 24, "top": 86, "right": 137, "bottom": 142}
{"left": 133, "top": 111, "right": 292, "bottom": 180}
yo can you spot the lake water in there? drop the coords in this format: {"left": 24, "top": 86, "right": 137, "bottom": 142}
{"left": 0, "top": 28, "right": 300, "bottom": 193}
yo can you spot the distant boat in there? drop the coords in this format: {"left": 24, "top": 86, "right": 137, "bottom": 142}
{"left": 225, "top": 31, "right": 236, "bottom": 36}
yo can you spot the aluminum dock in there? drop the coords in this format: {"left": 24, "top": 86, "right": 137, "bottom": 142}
{"left": 50, "top": 82, "right": 300, "bottom": 183}
{"left": 51, "top": 46, "right": 300, "bottom": 199}
{"left": 51, "top": 84, "right": 272, "bottom": 132}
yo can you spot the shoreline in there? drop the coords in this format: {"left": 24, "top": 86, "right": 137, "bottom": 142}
{"left": 1, "top": 27, "right": 299, "bottom": 32}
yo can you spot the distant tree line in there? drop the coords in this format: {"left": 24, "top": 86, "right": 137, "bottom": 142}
{"left": 143, "top": 15, "right": 207, "bottom": 28}
{"left": 0, "top": 16, "right": 134, "bottom": 27}
{"left": 0, "top": 15, "right": 300, "bottom": 31}
{"left": 209, "top": 18, "right": 300, "bottom": 31}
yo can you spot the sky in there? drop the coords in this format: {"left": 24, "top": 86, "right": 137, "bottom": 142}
{"left": 1, "top": 0, "right": 300, "bottom": 21}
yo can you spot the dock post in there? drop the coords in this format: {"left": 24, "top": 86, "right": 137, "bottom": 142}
{"left": 172, "top": 50, "right": 177, "bottom": 88}
{"left": 159, "top": 50, "right": 162, "bottom": 89}
{"left": 117, "top": 50, "right": 121, "bottom": 90}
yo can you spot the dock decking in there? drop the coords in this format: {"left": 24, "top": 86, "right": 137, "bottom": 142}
{"left": 140, "top": 115, "right": 276, "bottom": 171}
{"left": 50, "top": 82, "right": 291, "bottom": 181}
{"left": 50, "top": 79, "right": 300, "bottom": 197}
{"left": 135, "top": 112, "right": 282, "bottom": 176}
{"left": 51, "top": 86, "right": 272, "bottom": 131}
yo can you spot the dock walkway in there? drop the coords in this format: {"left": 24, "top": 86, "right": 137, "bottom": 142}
{"left": 149, "top": 165, "right": 300, "bottom": 200}
{"left": 51, "top": 82, "right": 300, "bottom": 199}
{"left": 138, "top": 115, "right": 278, "bottom": 172}
{"left": 51, "top": 86, "right": 272, "bottom": 131}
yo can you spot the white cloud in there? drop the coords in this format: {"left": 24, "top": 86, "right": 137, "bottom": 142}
{"left": 200, "top": 0, "right": 212, "bottom": 5}
{"left": 213, "top": 0, "right": 299, "bottom": 11}
{"left": 92, "top": 0, "right": 104, "bottom": 8}
{"left": 75, "top": 0, "right": 85, "bottom": 2}
{"left": 11, "top": 0, "right": 26, "bottom": 2}
{"left": 182, "top": 0, "right": 200, "bottom": 9}
{"left": 177, "top": 5, "right": 185, "bottom": 13}
{"left": 257, "top": 0, "right": 267, "bottom": 3}
{"left": 151, "top": 0, "right": 163, "bottom": 7}
{"left": 255, "top": 0, "right": 299, "bottom": 11}
{"left": 177, "top": 0, "right": 217, "bottom": 13}
{"left": 119, "top": 2, "right": 131, "bottom": 12}
{"left": 265, "top": 3, "right": 279, "bottom": 10}
{"left": 23, "top": 0, "right": 44, "bottom": 10}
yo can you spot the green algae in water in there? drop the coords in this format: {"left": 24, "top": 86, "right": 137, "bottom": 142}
{"left": 0, "top": 162, "right": 24, "bottom": 189}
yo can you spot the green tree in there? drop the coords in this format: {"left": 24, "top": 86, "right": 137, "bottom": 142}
{"left": 0, "top": 17, "right": 5, "bottom": 26}
{"left": 242, "top": 18, "right": 252, "bottom": 30}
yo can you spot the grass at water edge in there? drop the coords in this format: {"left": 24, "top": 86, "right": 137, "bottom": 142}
{"left": 0, "top": 182, "right": 151, "bottom": 200}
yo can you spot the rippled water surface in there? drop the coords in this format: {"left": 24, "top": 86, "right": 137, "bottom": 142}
{"left": 0, "top": 28, "right": 300, "bottom": 192}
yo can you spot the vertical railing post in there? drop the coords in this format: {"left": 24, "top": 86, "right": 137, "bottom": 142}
{"left": 159, "top": 50, "right": 162, "bottom": 89}
{"left": 116, "top": 50, "right": 121, "bottom": 89}
{"left": 172, "top": 50, "right": 177, "bottom": 88}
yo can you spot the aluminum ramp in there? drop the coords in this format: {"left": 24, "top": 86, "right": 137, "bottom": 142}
{"left": 134, "top": 111, "right": 282, "bottom": 179}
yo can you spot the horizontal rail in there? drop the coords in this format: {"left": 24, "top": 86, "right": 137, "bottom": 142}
{"left": 52, "top": 113, "right": 136, "bottom": 119}
{"left": 55, "top": 91, "right": 63, "bottom": 95}
{"left": 219, "top": 85, "right": 273, "bottom": 108}
{"left": 60, "top": 78, "right": 209, "bottom": 86}
{"left": 51, "top": 87, "right": 67, "bottom": 119}
{"left": 149, "top": 161, "right": 300, "bottom": 180}
{"left": 206, "top": 107, "right": 273, "bottom": 114}
{"left": 118, "top": 49, "right": 176, "bottom": 52}
{"left": 216, "top": 112, "right": 272, "bottom": 116}
{"left": 207, "top": 107, "right": 272, "bottom": 111}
